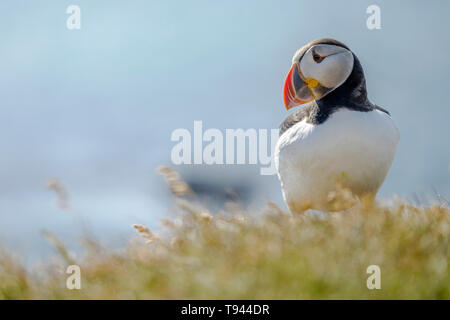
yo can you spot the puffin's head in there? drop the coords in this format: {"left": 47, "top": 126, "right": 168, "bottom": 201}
{"left": 283, "top": 38, "right": 358, "bottom": 110}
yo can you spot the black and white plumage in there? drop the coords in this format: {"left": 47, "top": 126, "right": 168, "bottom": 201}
{"left": 275, "top": 39, "right": 399, "bottom": 212}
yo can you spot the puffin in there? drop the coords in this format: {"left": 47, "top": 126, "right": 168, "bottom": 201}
{"left": 274, "top": 38, "right": 400, "bottom": 212}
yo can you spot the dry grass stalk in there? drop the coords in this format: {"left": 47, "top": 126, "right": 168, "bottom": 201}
{"left": 157, "top": 166, "right": 192, "bottom": 196}
{"left": 133, "top": 224, "right": 157, "bottom": 244}
{"left": 46, "top": 178, "right": 70, "bottom": 211}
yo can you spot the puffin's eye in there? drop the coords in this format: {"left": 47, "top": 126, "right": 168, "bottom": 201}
{"left": 312, "top": 53, "right": 324, "bottom": 63}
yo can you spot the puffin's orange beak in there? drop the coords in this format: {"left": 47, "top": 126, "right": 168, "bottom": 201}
{"left": 283, "top": 63, "right": 315, "bottom": 110}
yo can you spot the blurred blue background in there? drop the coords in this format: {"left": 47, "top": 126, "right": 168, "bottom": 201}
{"left": 0, "top": 0, "right": 449, "bottom": 261}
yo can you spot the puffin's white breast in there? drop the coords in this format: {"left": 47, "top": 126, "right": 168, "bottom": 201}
{"left": 275, "top": 108, "right": 399, "bottom": 212}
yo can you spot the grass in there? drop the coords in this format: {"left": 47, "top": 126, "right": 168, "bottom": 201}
{"left": 0, "top": 169, "right": 449, "bottom": 299}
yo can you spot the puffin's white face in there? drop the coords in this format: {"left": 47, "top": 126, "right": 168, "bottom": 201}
{"left": 283, "top": 44, "right": 354, "bottom": 110}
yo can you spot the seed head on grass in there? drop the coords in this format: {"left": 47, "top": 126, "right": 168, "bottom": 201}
{"left": 133, "top": 224, "right": 157, "bottom": 245}
{"left": 157, "top": 166, "right": 191, "bottom": 196}
{"left": 46, "top": 179, "right": 70, "bottom": 211}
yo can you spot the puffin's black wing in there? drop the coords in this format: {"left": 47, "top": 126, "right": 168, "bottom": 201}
{"left": 373, "top": 104, "right": 390, "bottom": 115}
{"left": 279, "top": 103, "right": 315, "bottom": 136}
{"left": 279, "top": 101, "right": 390, "bottom": 136}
